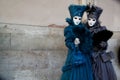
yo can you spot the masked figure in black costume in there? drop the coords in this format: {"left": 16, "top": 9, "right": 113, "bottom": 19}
{"left": 86, "top": 5, "right": 117, "bottom": 80}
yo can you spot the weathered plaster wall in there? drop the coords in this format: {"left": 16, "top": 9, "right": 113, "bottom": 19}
{"left": 0, "top": 23, "right": 67, "bottom": 80}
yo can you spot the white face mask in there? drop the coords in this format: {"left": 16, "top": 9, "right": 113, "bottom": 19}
{"left": 73, "top": 16, "right": 82, "bottom": 25}
{"left": 88, "top": 18, "right": 96, "bottom": 27}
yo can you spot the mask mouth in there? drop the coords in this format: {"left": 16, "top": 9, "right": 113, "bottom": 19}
{"left": 89, "top": 22, "right": 94, "bottom": 26}
{"left": 76, "top": 22, "right": 80, "bottom": 25}
{"left": 90, "top": 23, "right": 93, "bottom": 25}
{"left": 73, "top": 21, "right": 80, "bottom": 25}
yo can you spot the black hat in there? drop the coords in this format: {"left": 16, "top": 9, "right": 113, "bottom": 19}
{"left": 87, "top": 6, "right": 103, "bottom": 20}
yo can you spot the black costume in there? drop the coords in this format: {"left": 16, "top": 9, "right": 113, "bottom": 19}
{"left": 86, "top": 6, "right": 117, "bottom": 80}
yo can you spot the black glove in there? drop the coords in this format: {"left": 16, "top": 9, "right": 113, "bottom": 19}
{"left": 99, "top": 41, "right": 108, "bottom": 50}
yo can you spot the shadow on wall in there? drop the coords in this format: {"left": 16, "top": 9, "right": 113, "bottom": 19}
{"left": 115, "top": 0, "right": 120, "bottom": 3}
{"left": 117, "top": 39, "right": 120, "bottom": 68}
{"left": 118, "top": 47, "right": 120, "bottom": 66}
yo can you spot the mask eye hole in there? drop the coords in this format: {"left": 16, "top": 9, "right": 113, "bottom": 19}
{"left": 74, "top": 17, "right": 77, "bottom": 19}
{"left": 88, "top": 18, "right": 91, "bottom": 21}
{"left": 79, "top": 18, "right": 81, "bottom": 20}
{"left": 93, "top": 19, "right": 96, "bottom": 21}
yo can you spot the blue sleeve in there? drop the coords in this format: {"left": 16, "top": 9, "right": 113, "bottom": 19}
{"left": 65, "top": 18, "right": 72, "bottom": 25}
{"left": 64, "top": 26, "right": 75, "bottom": 50}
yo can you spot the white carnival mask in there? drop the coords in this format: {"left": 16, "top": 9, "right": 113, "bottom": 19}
{"left": 88, "top": 18, "right": 96, "bottom": 27}
{"left": 73, "top": 16, "right": 82, "bottom": 25}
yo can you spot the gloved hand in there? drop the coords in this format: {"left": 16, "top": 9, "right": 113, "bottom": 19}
{"left": 99, "top": 41, "right": 107, "bottom": 48}
{"left": 74, "top": 38, "right": 80, "bottom": 47}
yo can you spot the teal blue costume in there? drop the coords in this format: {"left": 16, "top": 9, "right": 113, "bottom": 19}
{"left": 61, "top": 5, "right": 93, "bottom": 80}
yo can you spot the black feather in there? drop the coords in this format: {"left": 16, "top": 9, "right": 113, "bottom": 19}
{"left": 93, "top": 30, "right": 113, "bottom": 43}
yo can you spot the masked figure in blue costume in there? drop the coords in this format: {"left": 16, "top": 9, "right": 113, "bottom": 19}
{"left": 86, "top": 5, "right": 117, "bottom": 80}
{"left": 61, "top": 4, "right": 93, "bottom": 80}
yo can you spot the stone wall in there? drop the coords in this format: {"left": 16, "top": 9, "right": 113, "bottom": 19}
{"left": 0, "top": 23, "right": 67, "bottom": 80}
{"left": 0, "top": 0, "right": 76, "bottom": 26}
